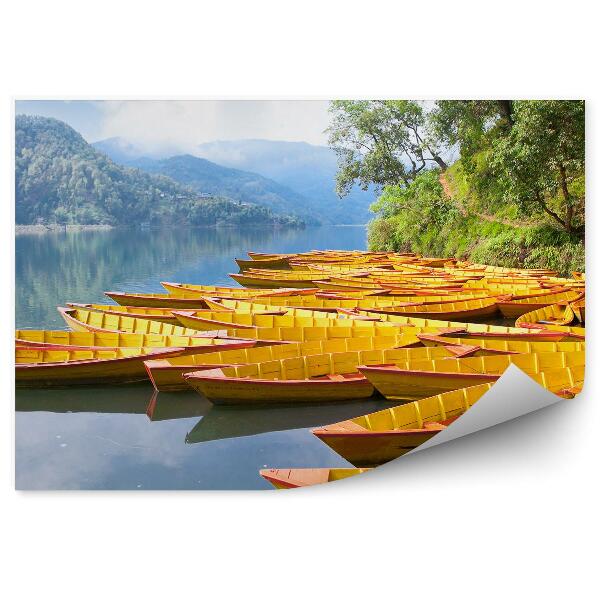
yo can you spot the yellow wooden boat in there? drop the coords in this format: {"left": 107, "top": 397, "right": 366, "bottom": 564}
{"left": 201, "top": 322, "right": 448, "bottom": 344}
{"left": 356, "top": 310, "right": 577, "bottom": 340}
{"left": 217, "top": 295, "right": 578, "bottom": 342}
{"left": 105, "top": 291, "right": 211, "bottom": 309}
{"left": 244, "top": 267, "right": 342, "bottom": 278}
{"left": 361, "top": 297, "right": 499, "bottom": 322}
{"left": 16, "top": 346, "right": 186, "bottom": 387}
{"left": 417, "top": 333, "right": 585, "bottom": 355}
{"left": 515, "top": 321, "right": 585, "bottom": 338}
{"left": 289, "top": 262, "right": 393, "bottom": 273}
{"left": 161, "top": 281, "right": 318, "bottom": 297}
{"left": 172, "top": 309, "right": 357, "bottom": 332}
{"left": 181, "top": 343, "right": 518, "bottom": 405}
{"left": 448, "top": 264, "right": 559, "bottom": 277}
{"left": 184, "top": 365, "right": 373, "bottom": 405}
{"left": 247, "top": 251, "right": 296, "bottom": 261}
{"left": 359, "top": 351, "right": 585, "bottom": 401}
{"left": 313, "top": 279, "right": 388, "bottom": 292}
{"left": 313, "top": 279, "right": 467, "bottom": 294}
{"left": 202, "top": 293, "right": 494, "bottom": 314}
{"left": 67, "top": 302, "right": 181, "bottom": 325}
{"left": 235, "top": 256, "right": 293, "bottom": 271}
{"left": 200, "top": 315, "right": 570, "bottom": 345}
{"left": 322, "top": 276, "right": 452, "bottom": 291}
{"left": 260, "top": 468, "right": 369, "bottom": 489}
{"left": 313, "top": 383, "right": 494, "bottom": 466}
{"left": 462, "top": 279, "right": 546, "bottom": 293}
{"left": 59, "top": 306, "right": 207, "bottom": 336}
{"left": 515, "top": 302, "right": 576, "bottom": 327}
{"left": 144, "top": 335, "right": 483, "bottom": 392}
{"left": 571, "top": 297, "right": 585, "bottom": 324}
{"left": 229, "top": 272, "right": 326, "bottom": 288}
{"left": 15, "top": 329, "right": 256, "bottom": 354}
{"left": 497, "top": 289, "right": 583, "bottom": 318}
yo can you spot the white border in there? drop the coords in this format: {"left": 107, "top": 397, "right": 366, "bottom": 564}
{"left": 2, "top": 1, "right": 597, "bottom": 598}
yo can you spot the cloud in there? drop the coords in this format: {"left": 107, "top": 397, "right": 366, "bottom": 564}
{"left": 96, "top": 100, "right": 331, "bottom": 154}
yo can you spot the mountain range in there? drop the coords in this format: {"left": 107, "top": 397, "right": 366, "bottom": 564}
{"left": 15, "top": 116, "right": 301, "bottom": 228}
{"left": 196, "top": 139, "right": 376, "bottom": 224}
{"left": 123, "top": 155, "right": 319, "bottom": 225}
{"left": 94, "top": 138, "right": 376, "bottom": 224}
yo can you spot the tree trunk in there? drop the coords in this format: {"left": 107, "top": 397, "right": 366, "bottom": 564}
{"left": 497, "top": 100, "right": 514, "bottom": 126}
{"left": 565, "top": 204, "right": 573, "bottom": 233}
{"left": 432, "top": 155, "right": 448, "bottom": 171}
{"left": 558, "top": 164, "right": 573, "bottom": 232}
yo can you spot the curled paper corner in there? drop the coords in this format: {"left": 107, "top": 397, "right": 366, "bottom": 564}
{"left": 408, "top": 364, "right": 566, "bottom": 455}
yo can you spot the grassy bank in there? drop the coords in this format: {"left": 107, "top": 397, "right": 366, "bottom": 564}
{"left": 367, "top": 162, "right": 585, "bottom": 276}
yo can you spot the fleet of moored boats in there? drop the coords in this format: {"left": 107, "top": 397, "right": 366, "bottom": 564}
{"left": 15, "top": 250, "right": 586, "bottom": 489}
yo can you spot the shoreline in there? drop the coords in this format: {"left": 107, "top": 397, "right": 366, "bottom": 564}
{"left": 15, "top": 223, "right": 366, "bottom": 235}
{"left": 15, "top": 224, "right": 114, "bottom": 235}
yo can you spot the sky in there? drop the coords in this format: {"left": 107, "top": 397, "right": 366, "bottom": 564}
{"left": 15, "top": 100, "right": 332, "bottom": 154}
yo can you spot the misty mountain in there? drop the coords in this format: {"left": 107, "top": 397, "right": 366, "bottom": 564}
{"left": 94, "top": 137, "right": 376, "bottom": 224}
{"left": 16, "top": 116, "right": 301, "bottom": 228}
{"left": 195, "top": 139, "right": 376, "bottom": 224}
{"left": 122, "top": 154, "right": 320, "bottom": 225}
{"left": 92, "top": 137, "right": 174, "bottom": 163}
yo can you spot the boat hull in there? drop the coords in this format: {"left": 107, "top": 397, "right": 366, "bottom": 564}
{"left": 358, "top": 366, "right": 499, "bottom": 400}
{"left": 16, "top": 349, "right": 184, "bottom": 387}
{"left": 144, "top": 359, "right": 226, "bottom": 391}
{"left": 105, "top": 292, "right": 210, "bottom": 309}
{"left": 183, "top": 370, "right": 376, "bottom": 405}
{"left": 369, "top": 303, "right": 499, "bottom": 322}
{"left": 236, "top": 257, "right": 291, "bottom": 271}
{"left": 314, "top": 429, "right": 440, "bottom": 467}
{"left": 259, "top": 468, "right": 368, "bottom": 489}
{"left": 229, "top": 273, "right": 320, "bottom": 288}
{"left": 497, "top": 301, "right": 556, "bottom": 318}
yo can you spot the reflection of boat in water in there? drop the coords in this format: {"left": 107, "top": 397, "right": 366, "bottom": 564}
{"left": 184, "top": 398, "right": 394, "bottom": 444}
{"left": 145, "top": 391, "right": 211, "bottom": 421}
{"left": 15, "top": 384, "right": 152, "bottom": 414}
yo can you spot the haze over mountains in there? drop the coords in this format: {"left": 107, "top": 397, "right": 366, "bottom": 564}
{"left": 124, "top": 155, "right": 320, "bottom": 225}
{"left": 16, "top": 116, "right": 302, "bottom": 228}
{"left": 94, "top": 137, "right": 376, "bottom": 224}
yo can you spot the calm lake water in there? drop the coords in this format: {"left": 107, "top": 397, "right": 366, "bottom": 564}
{"left": 15, "top": 225, "right": 395, "bottom": 490}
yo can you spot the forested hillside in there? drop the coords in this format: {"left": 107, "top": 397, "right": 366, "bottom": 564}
{"left": 328, "top": 100, "right": 585, "bottom": 274}
{"left": 124, "top": 154, "right": 319, "bottom": 225}
{"left": 195, "top": 139, "right": 376, "bottom": 224}
{"left": 15, "top": 116, "right": 303, "bottom": 228}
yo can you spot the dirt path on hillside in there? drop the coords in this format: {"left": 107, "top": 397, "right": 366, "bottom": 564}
{"left": 439, "top": 172, "right": 529, "bottom": 227}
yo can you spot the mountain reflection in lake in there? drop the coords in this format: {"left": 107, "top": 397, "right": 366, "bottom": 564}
{"left": 15, "top": 225, "right": 376, "bottom": 490}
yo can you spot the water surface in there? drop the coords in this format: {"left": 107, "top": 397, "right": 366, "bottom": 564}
{"left": 16, "top": 225, "right": 395, "bottom": 490}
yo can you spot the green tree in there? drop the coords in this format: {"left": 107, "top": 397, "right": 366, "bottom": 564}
{"left": 54, "top": 206, "right": 69, "bottom": 225}
{"left": 327, "top": 100, "right": 447, "bottom": 197}
{"left": 489, "top": 100, "right": 584, "bottom": 237}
